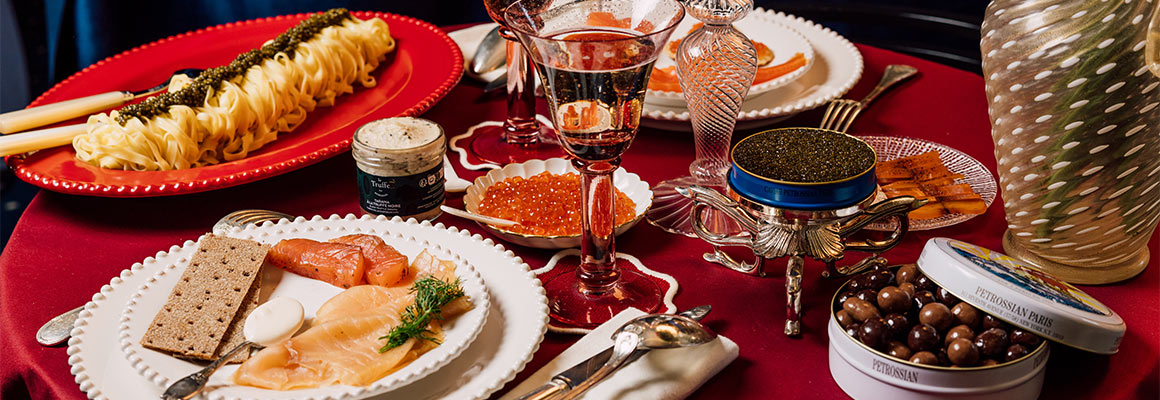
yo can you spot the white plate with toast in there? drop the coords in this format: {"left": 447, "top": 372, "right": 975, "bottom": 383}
{"left": 67, "top": 215, "right": 549, "bottom": 400}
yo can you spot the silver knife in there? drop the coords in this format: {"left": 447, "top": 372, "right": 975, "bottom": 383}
{"left": 515, "top": 305, "right": 712, "bottom": 400}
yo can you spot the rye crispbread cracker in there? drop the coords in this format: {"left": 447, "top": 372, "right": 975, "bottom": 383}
{"left": 141, "top": 234, "right": 268, "bottom": 361}
{"left": 212, "top": 270, "right": 262, "bottom": 363}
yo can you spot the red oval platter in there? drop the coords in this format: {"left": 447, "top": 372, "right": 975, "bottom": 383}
{"left": 5, "top": 11, "right": 463, "bottom": 197}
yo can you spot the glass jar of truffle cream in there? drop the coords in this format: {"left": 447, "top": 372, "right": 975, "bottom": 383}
{"left": 352, "top": 117, "right": 445, "bottom": 221}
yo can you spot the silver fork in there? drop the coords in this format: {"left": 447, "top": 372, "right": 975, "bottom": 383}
{"left": 819, "top": 64, "right": 919, "bottom": 133}
{"left": 34, "top": 209, "right": 292, "bottom": 347}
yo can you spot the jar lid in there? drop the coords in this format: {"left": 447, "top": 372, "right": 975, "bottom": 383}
{"left": 916, "top": 238, "right": 1124, "bottom": 354}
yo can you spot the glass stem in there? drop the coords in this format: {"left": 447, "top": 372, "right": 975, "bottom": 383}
{"left": 503, "top": 40, "right": 542, "bottom": 144}
{"left": 576, "top": 158, "right": 620, "bottom": 295}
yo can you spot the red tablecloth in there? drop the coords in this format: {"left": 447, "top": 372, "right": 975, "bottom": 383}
{"left": 1, "top": 42, "right": 1157, "bottom": 400}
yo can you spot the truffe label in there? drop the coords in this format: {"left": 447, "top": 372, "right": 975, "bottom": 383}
{"left": 357, "top": 163, "right": 444, "bottom": 217}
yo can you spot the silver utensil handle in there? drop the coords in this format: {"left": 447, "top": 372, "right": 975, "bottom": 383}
{"left": 36, "top": 306, "right": 84, "bottom": 346}
{"left": 559, "top": 332, "right": 640, "bottom": 400}
{"left": 161, "top": 341, "right": 254, "bottom": 400}
{"left": 0, "top": 91, "right": 130, "bottom": 134}
{"left": 515, "top": 380, "right": 569, "bottom": 400}
{"left": 858, "top": 64, "right": 918, "bottom": 106}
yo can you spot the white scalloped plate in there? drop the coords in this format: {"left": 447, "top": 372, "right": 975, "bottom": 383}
{"left": 463, "top": 158, "right": 652, "bottom": 249}
{"left": 67, "top": 215, "right": 549, "bottom": 400}
{"left": 120, "top": 221, "right": 491, "bottom": 399}
{"left": 645, "top": 10, "right": 816, "bottom": 107}
{"left": 641, "top": 8, "right": 863, "bottom": 131}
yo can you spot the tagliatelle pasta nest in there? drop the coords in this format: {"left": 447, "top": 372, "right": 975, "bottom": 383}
{"left": 73, "top": 9, "right": 396, "bottom": 171}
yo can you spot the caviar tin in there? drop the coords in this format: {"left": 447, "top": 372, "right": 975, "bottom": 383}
{"left": 729, "top": 128, "right": 877, "bottom": 211}
{"left": 916, "top": 238, "right": 1125, "bottom": 354}
{"left": 827, "top": 238, "right": 1125, "bottom": 399}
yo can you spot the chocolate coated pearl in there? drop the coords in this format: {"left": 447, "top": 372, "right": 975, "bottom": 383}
{"left": 835, "top": 309, "right": 857, "bottom": 329}
{"left": 887, "top": 340, "right": 912, "bottom": 360}
{"left": 974, "top": 328, "right": 1010, "bottom": 358}
{"left": 980, "top": 359, "right": 1000, "bottom": 367}
{"left": 1005, "top": 344, "right": 1031, "bottom": 362}
{"left": 1010, "top": 329, "right": 1042, "bottom": 348}
{"left": 845, "top": 323, "right": 861, "bottom": 338}
{"left": 842, "top": 298, "right": 881, "bottom": 322}
{"left": 855, "top": 289, "right": 879, "bottom": 303}
{"left": 945, "top": 324, "right": 976, "bottom": 346}
{"left": 913, "top": 291, "right": 937, "bottom": 312}
{"left": 914, "top": 274, "right": 935, "bottom": 291}
{"left": 847, "top": 275, "right": 869, "bottom": 292}
{"left": 919, "top": 302, "right": 954, "bottom": 332}
{"left": 982, "top": 314, "right": 1009, "bottom": 331}
{"left": 899, "top": 282, "right": 916, "bottom": 297}
{"left": 951, "top": 302, "right": 980, "bottom": 329}
{"left": 865, "top": 269, "right": 895, "bottom": 290}
{"left": 837, "top": 291, "right": 856, "bottom": 306}
{"left": 948, "top": 338, "right": 980, "bottom": 366}
{"left": 884, "top": 313, "right": 910, "bottom": 339}
{"left": 896, "top": 264, "right": 919, "bottom": 284}
{"left": 859, "top": 317, "right": 889, "bottom": 350}
{"left": 877, "top": 286, "right": 911, "bottom": 314}
{"left": 909, "top": 351, "right": 939, "bottom": 366}
{"left": 908, "top": 324, "right": 940, "bottom": 352}
{"left": 936, "top": 287, "right": 959, "bottom": 305}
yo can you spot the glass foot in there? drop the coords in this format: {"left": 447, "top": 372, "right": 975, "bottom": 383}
{"left": 464, "top": 123, "right": 566, "bottom": 165}
{"left": 544, "top": 265, "right": 662, "bottom": 328}
{"left": 646, "top": 176, "right": 742, "bottom": 238}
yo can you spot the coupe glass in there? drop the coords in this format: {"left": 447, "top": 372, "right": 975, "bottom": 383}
{"left": 505, "top": 0, "right": 684, "bottom": 327}
{"left": 475, "top": 0, "right": 566, "bottom": 165}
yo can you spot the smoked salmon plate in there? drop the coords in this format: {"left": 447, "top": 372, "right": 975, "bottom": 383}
{"left": 121, "top": 225, "right": 494, "bottom": 400}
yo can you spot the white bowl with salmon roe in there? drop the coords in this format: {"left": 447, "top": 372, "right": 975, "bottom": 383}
{"left": 464, "top": 158, "right": 652, "bottom": 249}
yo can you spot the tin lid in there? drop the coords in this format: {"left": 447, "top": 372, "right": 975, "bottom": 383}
{"left": 916, "top": 238, "right": 1125, "bottom": 354}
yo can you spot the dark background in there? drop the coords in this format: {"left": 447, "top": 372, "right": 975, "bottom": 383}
{"left": 0, "top": 0, "right": 990, "bottom": 249}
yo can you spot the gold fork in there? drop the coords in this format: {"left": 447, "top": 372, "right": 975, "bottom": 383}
{"left": 819, "top": 64, "right": 919, "bottom": 133}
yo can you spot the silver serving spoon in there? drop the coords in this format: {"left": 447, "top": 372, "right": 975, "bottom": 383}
{"left": 558, "top": 314, "right": 718, "bottom": 400}
{"left": 470, "top": 26, "right": 506, "bottom": 76}
{"left": 0, "top": 68, "right": 203, "bottom": 134}
{"left": 161, "top": 297, "right": 305, "bottom": 400}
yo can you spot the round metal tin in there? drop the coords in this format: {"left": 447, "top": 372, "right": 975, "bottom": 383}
{"left": 917, "top": 238, "right": 1125, "bottom": 354}
{"left": 729, "top": 128, "right": 877, "bottom": 211}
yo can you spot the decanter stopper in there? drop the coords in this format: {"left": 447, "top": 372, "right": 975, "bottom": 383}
{"left": 676, "top": 0, "right": 758, "bottom": 185}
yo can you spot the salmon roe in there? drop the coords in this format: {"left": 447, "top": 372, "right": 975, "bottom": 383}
{"left": 477, "top": 172, "right": 637, "bottom": 236}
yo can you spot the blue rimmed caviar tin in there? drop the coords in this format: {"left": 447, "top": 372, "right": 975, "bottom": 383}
{"left": 729, "top": 128, "right": 878, "bottom": 211}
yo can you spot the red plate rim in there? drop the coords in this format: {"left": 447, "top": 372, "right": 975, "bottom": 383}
{"left": 5, "top": 11, "right": 463, "bottom": 198}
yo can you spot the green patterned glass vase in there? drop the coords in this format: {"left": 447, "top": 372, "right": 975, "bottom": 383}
{"left": 981, "top": 0, "right": 1160, "bottom": 284}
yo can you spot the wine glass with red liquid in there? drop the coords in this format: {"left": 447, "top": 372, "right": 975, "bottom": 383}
{"left": 505, "top": 0, "right": 684, "bottom": 327}
{"left": 475, "top": 0, "right": 567, "bottom": 165}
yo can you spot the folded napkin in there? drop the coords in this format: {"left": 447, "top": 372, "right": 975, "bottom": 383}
{"left": 500, "top": 308, "right": 739, "bottom": 400}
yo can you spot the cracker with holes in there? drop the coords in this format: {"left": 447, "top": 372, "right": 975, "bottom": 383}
{"left": 140, "top": 234, "right": 268, "bottom": 362}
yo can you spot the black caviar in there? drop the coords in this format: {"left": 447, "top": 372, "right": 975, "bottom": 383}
{"left": 732, "top": 128, "right": 875, "bottom": 183}
{"left": 115, "top": 8, "right": 353, "bottom": 125}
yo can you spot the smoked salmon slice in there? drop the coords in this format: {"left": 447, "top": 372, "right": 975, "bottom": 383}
{"left": 267, "top": 239, "right": 366, "bottom": 288}
{"left": 233, "top": 249, "right": 469, "bottom": 390}
{"left": 329, "top": 234, "right": 410, "bottom": 286}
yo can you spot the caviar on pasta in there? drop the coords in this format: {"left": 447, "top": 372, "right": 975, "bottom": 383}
{"left": 72, "top": 9, "right": 396, "bottom": 171}
{"left": 477, "top": 172, "right": 637, "bottom": 236}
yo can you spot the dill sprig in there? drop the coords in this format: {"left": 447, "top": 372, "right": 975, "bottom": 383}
{"left": 378, "top": 275, "right": 465, "bottom": 353}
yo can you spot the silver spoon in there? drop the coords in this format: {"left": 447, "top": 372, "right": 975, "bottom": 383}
{"left": 470, "top": 26, "right": 507, "bottom": 76}
{"left": 161, "top": 297, "right": 305, "bottom": 400}
{"left": 559, "top": 314, "right": 718, "bottom": 400}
